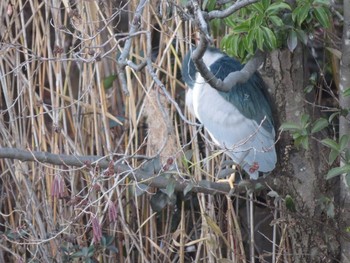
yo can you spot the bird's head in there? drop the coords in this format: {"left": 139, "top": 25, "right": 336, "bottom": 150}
{"left": 181, "top": 47, "right": 226, "bottom": 89}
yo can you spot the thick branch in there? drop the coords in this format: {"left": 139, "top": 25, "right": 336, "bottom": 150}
{"left": 192, "top": 48, "right": 266, "bottom": 92}
{"left": 190, "top": 0, "right": 265, "bottom": 92}
{"left": 0, "top": 148, "right": 274, "bottom": 195}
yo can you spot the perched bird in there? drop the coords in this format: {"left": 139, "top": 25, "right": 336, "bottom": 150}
{"left": 182, "top": 47, "right": 276, "bottom": 182}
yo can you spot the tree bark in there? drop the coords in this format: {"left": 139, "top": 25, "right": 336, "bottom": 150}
{"left": 340, "top": 0, "right": 350, "bottom": 261}
{"left": 263, "top": 46, "right": 339, "bottom": 262}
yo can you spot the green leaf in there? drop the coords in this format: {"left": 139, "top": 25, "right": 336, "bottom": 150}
{"left": 231, "top": 34, "right": 240, "bottom": 57}
{"left": 345, "top": 148, "right": 350, "bottom": 163}
{"left": 321, "top": 138, "right": 339, "bottom": 151}
{"left": 280, "top": 122, "right": 301, "bottom": 131}
{"left": 343, "top": 88, "right": 350, "bottom": 97}
{"left": 295, "top": 135, "right": 309, "bottom": 150}
{"left": 205, "top": 0, "right": 216, "bottom": 11}
{"left": 243, "top": 35, "right": 254, "bottom": 55}
{"left": 295, "top": 29, "right": 308, "bottom": 45}
{"left": 327, "top": 202, "right": 335, "bottom": 218}
{"left": 301, "top": 114, "right": 310, "bottom": 126}
{"left": 326, "top": 165, "right": 350, "bottom": 180}
{"left": 285, "top": 194, "right": 296, "bottom": 212}
{"left": 165, "top": 179, "right": 176, "bottom": 198}
{"left": 311, "top": 118, "right": 328, "bottom": 133}
{"left": 266, "top": 2, "right": 291, "bottom": 15}
{"left": 304, "top": 84, "right": 314, "bottom": 93}
{"left": 224, "top": 16, "right": 237, "bottom": 28}
{"left": 313, "top": 0, "right": 330, "bottom": 5}
{"left": 287, "top": 30, "right": 298, "bottom": 52}
{"left": 150, "top": 191, "right": 169, "bottom": 212}
{"left": 252, "top": 15, "right": 264, "bottom": 27}
{"left": 262, "top": 0, "right": 271, "bottom": 10}
{"left": 251, "top": 2, "right": 265, "bottom": 15}
{"left": 293, "top": 3, "right": 311, "bottom": 26}
{"left": 262, "top": 26, "right": 277, "bottom": 50}
{"left": 313, "top": 7, "right": 330, "bottom": 28}
{"left": 269, "top": 15, "right": 284, "bottom": 27}
{"left": 328, "top": 149, "right": 339, "bottom": 165}
{"left": 329, "top": 111, "right": 340, "bottom": 123}
{"left": 103, "top": 75, "right": 118, "bottom": 90}
{"left": 340, "top": 135, "right": 350, "bottom": 151}
{"left": 256, "top": 28, "right": 264, "bottom": 50}
{"left": 233, "top": 20, "right": 251, "bottom": 33}
{"left": 183, "top": 182, "right": 194, "bottom": 196}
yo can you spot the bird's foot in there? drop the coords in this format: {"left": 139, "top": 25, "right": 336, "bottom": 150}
{"left": 217, "top": 173, "right": 236, "bottom": 190}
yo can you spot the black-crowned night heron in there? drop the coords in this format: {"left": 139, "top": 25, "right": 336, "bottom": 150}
{"left": 182, "top": 47, "right": 276, "bottom": 186}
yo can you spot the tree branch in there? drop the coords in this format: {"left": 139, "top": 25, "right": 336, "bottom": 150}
{"left": 207, "top": 0, "right": 260, "bottom": 19}
{"left": 190, "top": 0, "right": 265, "bottom": 92}
{"left": 0, "top": 147, "right": 275, "bottom": 195}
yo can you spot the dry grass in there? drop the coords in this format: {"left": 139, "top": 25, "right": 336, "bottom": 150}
{"left": 0, "top": 0, "right": 287, "bottom": 262}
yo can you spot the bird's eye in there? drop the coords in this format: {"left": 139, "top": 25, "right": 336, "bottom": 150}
{"left": 244, "top": 93, "right": 250, "bottom": 100}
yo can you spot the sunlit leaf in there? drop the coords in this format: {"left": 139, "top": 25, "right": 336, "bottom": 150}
{"left": 313, "top": 0, "right": 330, "bottom": 5}
{"left": 256, "top": 28, "right": 264, "bottom": 50}
{"left": 262, "top": 26, "right": 277, "bottom": 49}
{"left": 233, "top": 20, "right": 251, "bottom": 33}
{"left": 269, "top": 15, "right": 284, "bottom": 27}
{"left": 266, "top": 2, "right": 291, "bottom": 15}
{"left": 313, "top": 7, "right": 330, "bottom": 28}
{"left": 251, "top": 2, "right": 265, "bottom": 14}
{"left": 292, "top": 3, "right": 311, "bottom": 26}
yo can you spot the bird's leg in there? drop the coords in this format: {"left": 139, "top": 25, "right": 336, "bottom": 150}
{"left": 217, "top": 165, "right": 236, "bottom": 189}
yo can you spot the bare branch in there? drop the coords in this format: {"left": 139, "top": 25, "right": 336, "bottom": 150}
{"left": 0, "top": 147, "right": 275, "bottom": 195}
{"left": 208, "top": 0, "right": 260, "bottom": 20}
{"left": 117, "top": 0, "right": 148, "bottom": 95}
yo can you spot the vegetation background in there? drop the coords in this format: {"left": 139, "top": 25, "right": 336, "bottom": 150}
{"left": 0, "top": 0, "right": 349, "bottom": 262}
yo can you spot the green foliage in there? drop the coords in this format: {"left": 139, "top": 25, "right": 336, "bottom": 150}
{"left": 343, "top": 87, "right": 350, "bottom": 97}
{"left": 282, "top": 112, "right": 350, "bottom": 180}
{"left": 285, "top": 194, "right": 296, "bottom": 212}
{"left": 103, "top": 74, "right": 118, "bottom": 90}
{"left": 219, "top": 0, "right": 331, "bottom": 60}
{"left": 317, "top": 196, "right": 335, "bottom": 218}
{"left": 71, "top": 246, "right": 95, "bottom": 263}
{"left": 280, "top": 114, "right": 313, "bottom": 150}
{"left": 62, "top": 235, "right": 118, "bottom": 262}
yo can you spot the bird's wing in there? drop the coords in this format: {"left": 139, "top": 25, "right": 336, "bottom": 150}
{"left": 210, "top": 56, "right": 275, "bottom": 133}
{"left": 191, "top": 77, "right": 276, "bottom": 178}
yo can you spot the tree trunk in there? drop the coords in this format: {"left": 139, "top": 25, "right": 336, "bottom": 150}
{"left": 263, "top": 46, "right": 339, "bottom": 262}
{"left": 340, "top": 0, "right": 350, "bottom": 261}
